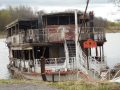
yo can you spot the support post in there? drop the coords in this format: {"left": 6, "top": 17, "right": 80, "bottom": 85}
{"left": 29, "top": 49, "right": 31, "bottom": 72}
{"left": 100, "top": 46, "right": 102, "bottom": 61}
{"left": 96, "top": 47, "right": 98, "bottom": 57}
{"left": 58, "top": 70, "right": 61, "bottom": 82}
{"left": 40, "top": 56, "right": 47, "bottom": 81}
{"left": 32, "top": 47, "right": 35, "bottom": 72}
{"left": 102, "top": 46, "right": 104, "bottom": 62}
{"left": 22, "top": 50, "right": 26, "bottom": 72}
{"left": 87, "top": 48, "right": 90, "bottom": 70}
{"left": 75, "top": 10, "right": 79, "bottom": 69}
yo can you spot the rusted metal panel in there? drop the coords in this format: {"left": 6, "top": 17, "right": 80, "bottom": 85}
{"left": 46, "top": 25, "right": 75, "bottom": 42}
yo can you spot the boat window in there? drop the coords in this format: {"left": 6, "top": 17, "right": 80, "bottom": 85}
{"left": 70, "top": 16, "right": 75, "bottom": 24}
{"left": 46, "top": 15, "right": 76, "bottom": 25}
{"left": 19, "top": 20, "right": 38, "bottom": 29}
{"left": 59, "top": 16, "right": 69, "bottom": 25}
{"left": 12, "top": 26, "right": 15, "bottom": 35}
{"left": 47, "top": 16, "right": 58, "bottom": 25}
{"left": 7, "top": 29, "right": 11, "bottom": 37}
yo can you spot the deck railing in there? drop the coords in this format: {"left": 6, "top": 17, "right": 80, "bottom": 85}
{"left": 6, "top": 27, "right": 106, "bottom": 45}
{"left": 88, "top": 56, "right": 107, "bottom": 74}
{"left": 45, "top": 57, "right": 66, "bottom": 65}
{"left": 79, "top": 27, "right": 106, "bottom": 41}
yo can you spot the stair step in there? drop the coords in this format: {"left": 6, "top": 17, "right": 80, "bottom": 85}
{"left": 66, "top": 40, "right": 76, "bottom": 57}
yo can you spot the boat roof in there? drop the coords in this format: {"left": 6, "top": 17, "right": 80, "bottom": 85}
{"left": 6, "top": 18, "right": 38, "bottom": 29}
{"left": 42, "top": 10, "right": 83, "bottom": 16}
{"left": 6, "top": 10, "right": 88, "bottom": 29}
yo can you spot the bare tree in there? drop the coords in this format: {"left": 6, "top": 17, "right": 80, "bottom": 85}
{"left": 94, "top": 17, "right": 108, "bottom": 28}
{"left": 0, "top": 5, "right": 37, "bottom": 32}
{"left": 8, "top": 6, "right": 36, "bottom": 20}
{"left": 112, "top": 0, "right": 120, "bottom": 7}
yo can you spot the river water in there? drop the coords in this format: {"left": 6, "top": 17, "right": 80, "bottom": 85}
{"left": 0, "top": 39, "right": 10, "bottom": 79}
{"left": 0, "top": 33, "right": 120, "bottom": 79}
{"left": 104, "top": 33, "right": 120, "bottom": 68}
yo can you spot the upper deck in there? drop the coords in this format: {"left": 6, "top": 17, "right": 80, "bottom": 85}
{"left": 6, "top": 11, "right": 106, "bottom": 47}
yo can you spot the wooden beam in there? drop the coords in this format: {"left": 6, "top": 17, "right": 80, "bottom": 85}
{"left": 40, "top": 56, "right": 47, "bottom": 81}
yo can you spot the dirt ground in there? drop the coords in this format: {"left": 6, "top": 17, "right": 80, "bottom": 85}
{"left": 0, "top": 83, "right": 61, "bottom": 90}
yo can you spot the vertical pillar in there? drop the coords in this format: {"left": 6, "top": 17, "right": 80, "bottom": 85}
{"left": 89, "top": 11, "right": 94, "bottom": 39}
{"left": 19, "top": 50, "right": 21, "bottom": 71}
{"left": 15, "top": 24, "right": 17, "bottom": 35}
{"left": 86, "top": 49, "right": 89, "bottom": 70}
{"left": 75, "top": 10, "right": 79, "bottom": 69}
{"left": 18, "top": 23, "right": 20, "bottom": 44}
{"left": 23, "top": 50, "right": 26, "bottom": 68}
{"left": 32, "top": 47, "right": 35, "bottom": 72}
{"left": 40, "top": 56, "right": 47, "bottom": 81}
{"left": 102, "top": 46, "right": 104, "bottom": 62}
{"left": 29, "top": 49, "right": 31, "bottom": 72}
{"left": 13, "top": 50, "right": 16, "bottom": 67}
{"left": 89, "top": 48, "right": 91, "bottom": 56}
{"left": 100, "top": 46, "right": 102, "bottom": 60}
{"left": 96, "top": 47, "right": 98, "bottom": 57}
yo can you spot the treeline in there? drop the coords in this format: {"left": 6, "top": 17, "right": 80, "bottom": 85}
{"left": 0, "top": 6, "right": 113, "bottom": 33}
{"left": 94, "top": 17, "right": 108, "bottom": 28}
{"left": 0, "top": 6, "right": 36, "bottom": 32}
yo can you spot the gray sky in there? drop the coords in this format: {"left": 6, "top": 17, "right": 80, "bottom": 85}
{"left": 0, "top": 0, "right": 119, "bottom": 21}
{"left": 0, "top": 0, "right": 110, "bottom": 6}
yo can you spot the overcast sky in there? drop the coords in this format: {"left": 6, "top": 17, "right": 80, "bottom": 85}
{"left": 0, "top": 0, "right": 119, "bottom": 21}
{"left": 0, "top": 0, "right": 110, "bottom": 6}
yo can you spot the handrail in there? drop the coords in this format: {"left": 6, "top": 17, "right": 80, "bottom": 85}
{"left": 88, "top": 56, "right": 107, "bottom": 74}
{"left": 45, "top": 57, "right": 66, "bottom": 64}
{"left": 6, "top": 27, "right": 106, "bottom": 45}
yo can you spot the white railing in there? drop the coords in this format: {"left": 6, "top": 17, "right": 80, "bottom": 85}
{"left": 64, "top": 40, "right": 70, "bottom": 68}
{"left": 69, "top": 57, "right": 76, "bottom": 69}
{"left": 45, "top": 57, "right": 65, "bottom": 65}
{"left": 6, "top": 27, "right": 106, "bottom": 45}
{"left": 78, "top": 43, "right": 87, "bottom": 67}
{"left": 79, "top": 27, "right": 106, "bottom": 41}
{"left": 88, "top": 56, "right": 107, "bottom": 74}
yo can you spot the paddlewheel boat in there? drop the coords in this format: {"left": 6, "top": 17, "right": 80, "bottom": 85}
{"left": 6, "top": 10, "right": 107, "bottom": 81}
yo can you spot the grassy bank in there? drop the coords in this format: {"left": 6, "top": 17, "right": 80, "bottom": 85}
{"left": 49, "top": 80, "right": 120, "bottom": 90}
{"left": 0, "top": 79, "right": 120, "bottom": 90}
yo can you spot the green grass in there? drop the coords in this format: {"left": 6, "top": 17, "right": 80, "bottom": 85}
{"left": 49, "top": 80, "right": 120, "bottom": 90}
{"left": 0, "top": 80, "right": 120, "bottom": 90}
